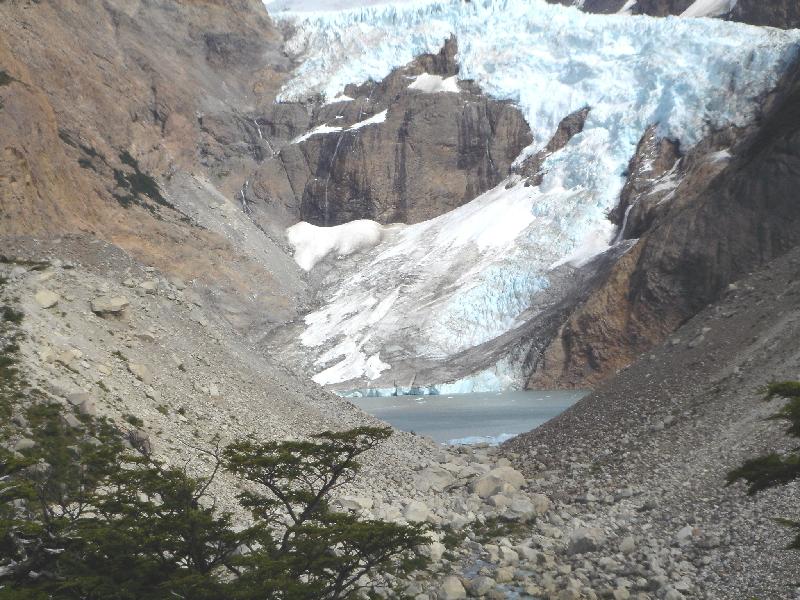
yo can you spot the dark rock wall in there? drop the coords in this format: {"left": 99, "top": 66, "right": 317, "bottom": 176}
{"left": 247, "top": 38, "right": 533, "bottom": 227}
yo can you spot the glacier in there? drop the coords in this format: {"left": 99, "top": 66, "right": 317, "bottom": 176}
{"left": 268, "top": 0, "right": 800, "bottom": 391}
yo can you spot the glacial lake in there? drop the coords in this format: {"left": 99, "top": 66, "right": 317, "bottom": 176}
{"left": 350, "top": 390, "right": 587, "bottom": 445}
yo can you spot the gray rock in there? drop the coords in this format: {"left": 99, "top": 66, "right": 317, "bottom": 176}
{"left": 494, "top": 566, "right": 515, "bottom": 583}
{"left": 128, "top": 363, "right": 153, "bottom": 385}
{"left": 466, "top": 575, "right": 495, "bottom": 596}
{"left": 403, "top": 500, "right": 433, "bottom": 523}
{"left": 619, "top": 536, "right": 636, "bottom": 555}
{"left": 470, "top": 466, "right": 526, "bottom": 499}
{"left": 62, "top": 414, "right": 82, "bottom": 429}
{"left": 335, "top": 496, "right": 374, "bottom": 511}
{"left": 91, "top": 295, "right": 129, "bottom": 315}
{"left": 35, "top": 289, "right": 60, "bottom": 308}
{"left": 438, "top": 575, "right": 467, "bottom": 600}
{"left": 67, "top": 391, "right": 90, "bottom": 406}
{"left": 414, "top": 464, "right": 456, "bottom": 492}
{"left": 78, "top": 400, "right": 97, "bottom": 417}
{"left": 128, "top": 428, "right": 152, "bottom": 455}
{"left": 13, "top": 438, "right": 36, "bottom": 452}
{"left": 567, "top": 527, "right": 606, "bottom": 555}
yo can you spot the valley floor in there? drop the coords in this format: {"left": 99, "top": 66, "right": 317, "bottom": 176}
{"left": 6, "top": 235, "right": 799, "bottom": 599}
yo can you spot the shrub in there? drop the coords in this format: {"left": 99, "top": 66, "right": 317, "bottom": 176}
{"left": 728, "top": 381, "right": 800, "bottom": 548}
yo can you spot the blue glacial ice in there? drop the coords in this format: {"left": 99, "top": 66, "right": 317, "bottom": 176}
{"left": 273, "top": 0, "right": 800, "bottom": 389}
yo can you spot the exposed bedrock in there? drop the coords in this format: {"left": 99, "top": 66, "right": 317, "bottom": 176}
{"left": 244, "top": 38, "right": 533, "bottom": 227}
{"left": 526, "top": 55, "right": 800, "bottom": 388}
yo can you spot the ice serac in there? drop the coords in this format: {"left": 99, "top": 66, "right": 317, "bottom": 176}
{"left": 547, "top": 0, "right": 799, "bottom": 28}
{"left": 269, "top": 0, "right": 800, "bottom": 392}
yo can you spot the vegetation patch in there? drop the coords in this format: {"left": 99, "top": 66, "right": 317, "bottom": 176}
{"left": 0, "top": 70, "right": 13, "bottom": 86}
{"left": 729, "top": 381, "right": 800, "bottom": 548}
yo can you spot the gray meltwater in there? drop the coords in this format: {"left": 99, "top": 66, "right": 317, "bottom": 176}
{"left": 350, "top": 390, "right": 586, "bottom": 445}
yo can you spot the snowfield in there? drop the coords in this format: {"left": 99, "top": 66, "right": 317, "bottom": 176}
{"left": 274, "top": 0, "right": 800, "bottom": 390}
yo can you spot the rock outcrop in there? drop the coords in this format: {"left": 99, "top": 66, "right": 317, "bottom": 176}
{"left": 527, "top": 54, "right": 800, "bottom": 388}
{"left": 247, "top": 38, "right": 533, "bottom": 227}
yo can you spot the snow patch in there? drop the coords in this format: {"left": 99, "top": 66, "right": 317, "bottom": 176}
{"left": 286, "top": 220, "right": 400, "bottom": 271}
{"left": 681, "top": 0, "right": 737, "bottom": 18}
{"left": 708, "top": 149, "right": 732, "bottom": 162}
{"left": 292, "top": 123, "right": 343, "bottom": 143}
{"left": 349, "top": 109, "right": 388, "bottom": 130}
{"left": 290, "top": 110, "right": 388, "bottom": 144}
{"left": 408, "top": 73, "right": 460, "bottom": 93}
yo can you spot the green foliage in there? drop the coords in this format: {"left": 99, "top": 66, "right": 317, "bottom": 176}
{"left": 765, "top": 381, "right": 800, "bottom": 400}
{"left": 224, "top": 427, "right": 429, "bottom": 599}
{"left": 122, "top": 413, "right": 144, "bottom": 428}
{"left": 2, "top": 391, "right": 426, "bottom": 599}
{"left": 472, "top": 515, "right": 529, "bottom": 542}
{"left": 727, "top": 453, "right": 800, "bottom": 495}
{"left": 729, "top": 380, "right": 800, "bottom": 548}
{"left": 0, "top": 280, "right": 425, "bottom": 598}
{"left": 1, "top": 306, "right": 23, "bottom": 325}
{"left": 0, "top": 71, "right": 12, "bottom": 87}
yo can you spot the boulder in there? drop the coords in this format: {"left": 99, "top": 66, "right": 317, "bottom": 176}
{"left": 128, "top": 428, "right": 152, "bottom": 455}
{"left": 62, "top": 414, "right": 83, "bottom": 429}
{"left": 567, "top": 527, "right": 606, "bottom": 555}
{"left": 619, "top": 536, "right": 636, "bottom": 555}
{"left": 66, "top": 391, "right": 90, "bottom": 406}
{"left": 494, "top": 566, "right": 515, "bottom": 583}
{"left": 530, "top": 493, "right": 551, "bottom": 515}
{"left": 470, "top": 466, "right": 525, "bottom": 499}
{"left": 422, "top": 541, "right": 446, "bottom": 563}
{"left": 438, "top": 575, "right": 466, "bottom": 600}
{"left": 403, "top": 500, "right": 433, "bottom": 523}
{"left": 335, "top": 496, "right": 374, "bottom": 511}
{"left": 13, "top": 438, "right": 36, "bottom": 452}
{"left": 34, "top": 289, "right": 59, "bottom": 308}
{"left": 78, "top": 399, "right": 97, "bottom": 417}
{"left": 139, "top": 279, "right": 159, "bottom": 293}
{"left": 91, "top": 295, "right": 129, "bottom": 315}
{"left": 414, "top": 464, "right": 456, "bottom": 492}
{"left": 466, "top": 575, "right": 495, "bottom": 596}
{"left": 128, "top": 363, "right": 152, "bottom": 385}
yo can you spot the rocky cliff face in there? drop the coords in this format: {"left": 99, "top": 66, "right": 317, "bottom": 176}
{"left": 245, "top": 38, "right": 532, "bottom": 227}
{"left": 0, "top": 0, "right": 307, "bottom": 331}
{"left": 527, "top": 54, "right": 800, "bottom": 388}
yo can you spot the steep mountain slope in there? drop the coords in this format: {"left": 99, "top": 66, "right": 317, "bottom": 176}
{"left": 0, "top": 0, "right": 306, "bottom": 333}
{"left": 506, "top": 243, "right": 800, "bottom": 599}
{"left": 265, "top": 0, "right": 800, "bottom": 393}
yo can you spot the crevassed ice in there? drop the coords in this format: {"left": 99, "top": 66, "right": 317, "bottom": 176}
{"left": 274, "top": 0, "right": 800, "bottom": 388}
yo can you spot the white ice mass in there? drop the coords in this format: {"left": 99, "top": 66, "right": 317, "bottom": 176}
{"left": 273, "top": 0, "right": 800, "bottom": 390}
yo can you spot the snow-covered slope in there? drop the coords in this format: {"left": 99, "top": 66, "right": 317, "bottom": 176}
{"left": 271, "top": 0, "right": 800, "bottom": 392}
